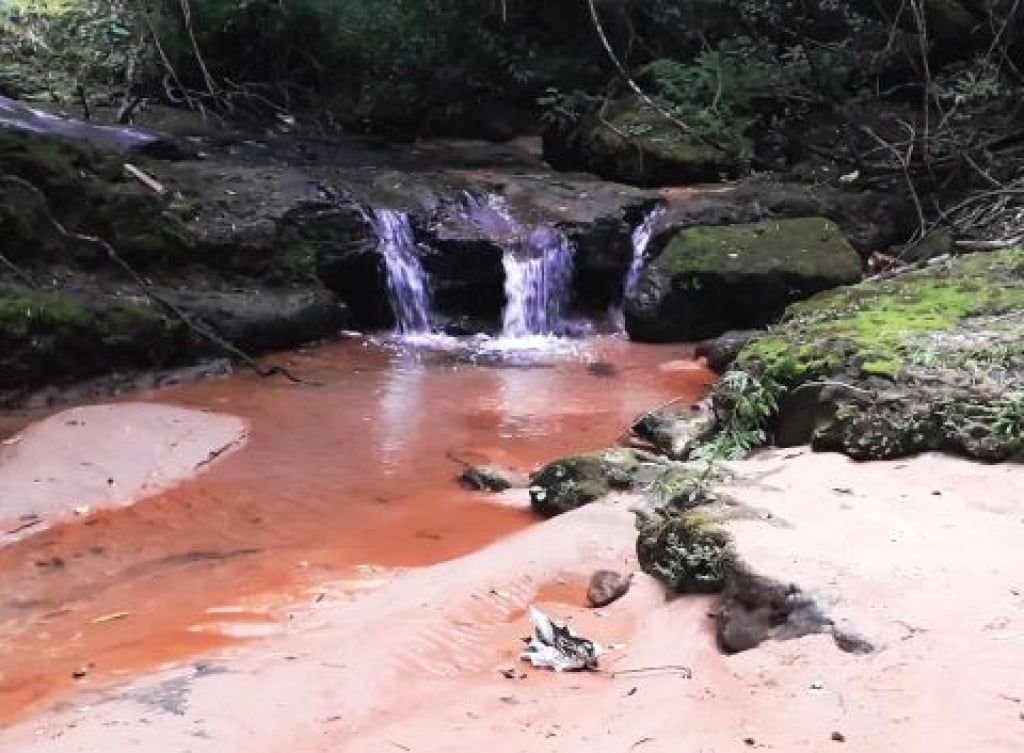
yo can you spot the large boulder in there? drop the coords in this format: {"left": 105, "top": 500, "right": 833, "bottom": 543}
{"left": 543, "top": 98, "right": 745, "bottom": 187}
{"left": 625, "top": 217, "right": 863, "bottom": 342}
{"left": 724, "top": 247, "right": 1024, "bottom": 461}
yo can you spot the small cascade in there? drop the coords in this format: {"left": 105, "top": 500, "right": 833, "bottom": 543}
{"left": 501, "top": 227, "right": 574, "bottom": 337}
{"left": 371, "top": 208, "right": 433, "bottom": 335}
{"left": 461, "top": 194, "right": 575, "bottom": 338}
{"left": 624, "top": 206, "right": 664, "bottom": 297}
{"left": 611, "top": 206, "right": 664, "bottom": 330}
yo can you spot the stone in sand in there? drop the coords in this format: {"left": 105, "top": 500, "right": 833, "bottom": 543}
{"left": 587, "top": 569, "right": 633, "bottom": 607}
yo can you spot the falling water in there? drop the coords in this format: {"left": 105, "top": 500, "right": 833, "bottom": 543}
{"left": 611, "top": 206, "right": 664, "bottom": 330}
{"left": 624, "top": 206, "right": 664, "bottom": 297}
{"left": 371, "top": 208, "right": 433, "bottom": 335}
{"left": 501, "top": 227, "right": 574, "bottom": 337}
{"left": 461, "top": 194, "right": 575, "bottom": 338}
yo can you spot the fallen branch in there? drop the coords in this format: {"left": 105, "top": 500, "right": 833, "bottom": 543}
{"left": 123, "top": 163, "right": 166, "bottom": 195}
{"left": 0, "top": 174, "right": 315, "bottom": 385}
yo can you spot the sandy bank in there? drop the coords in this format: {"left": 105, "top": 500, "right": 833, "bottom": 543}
{"left": 0, "top": 402, "right": 248, "bottom": 543}
{"left": 3, "top": 448, "right": 1021, "bottom": 752}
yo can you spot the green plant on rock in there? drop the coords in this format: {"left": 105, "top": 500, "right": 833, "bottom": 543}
{"left": 993, "top": 391, "right": 1024, "bottom": 444}
{"left": 649, "top": 460, "right": 725, "bottom": 508}
{"left": 699, "top": 370, "right": 783, "bottom": 460}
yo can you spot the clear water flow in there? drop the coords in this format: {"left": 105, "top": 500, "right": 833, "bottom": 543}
{"left": 461, "top": 194, "right": 575, "bottom": 338}
{"left": 371, "top": 208, "right": 433, "bottom": 335}
{"left": 624, "top": 206, "right": 664, "bottom": 297}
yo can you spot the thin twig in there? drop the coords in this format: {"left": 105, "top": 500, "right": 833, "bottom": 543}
{"left": 0, "top": 174, "right": 315, "bottom": 385}
{"left": 0, "top": 252, "right": 37, "bottom": 287}
{"left": 584, "top": 0, "right": 736, "bottom": 159}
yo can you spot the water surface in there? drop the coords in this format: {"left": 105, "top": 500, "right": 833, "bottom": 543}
{"left": 0, "top": 335, "right": 713, "bottom": 719}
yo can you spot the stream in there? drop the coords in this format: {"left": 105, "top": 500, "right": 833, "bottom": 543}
{"left": 0, "top": 102, "right": 721, "bottom": 724}
{"left": 0, "top": 333, "right": 712, "bottom": 722}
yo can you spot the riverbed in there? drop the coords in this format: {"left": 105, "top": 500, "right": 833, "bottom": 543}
{"left": 0, "top": 334, "right": 713, "bottom": 722}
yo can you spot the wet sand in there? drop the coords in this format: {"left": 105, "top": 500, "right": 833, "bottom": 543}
{"left": 0, "top": 335, "right": 713, "bottom": 723}
{"left": 3, "top": 449, "right": 1020, "bottom": 753}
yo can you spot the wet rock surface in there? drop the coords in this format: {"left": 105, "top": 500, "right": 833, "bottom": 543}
{"left": 528, "top": 448, "right": 665, "bottom": 517}
{"left": 458, "top": 464, "right": 529, "bottom": 492}
{"left": 628, "top": 399, "right": 717, "bottom": 460}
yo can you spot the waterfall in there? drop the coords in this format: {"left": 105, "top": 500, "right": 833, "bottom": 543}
{"left": 501, "top": 227, "right": 574, "bottom": 337}
{"left": 371, "top": 208, "right": 433, "bottom": 335}
{"left": 624, "top": 206, "right": 664, "bottom": 297}
{"left": 461, "top": 194, "right": 575, "bottom": 338}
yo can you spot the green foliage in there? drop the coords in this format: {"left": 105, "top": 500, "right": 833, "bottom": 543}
{"left": 0, "top": 0, "right": 145, "bottom": 100}
{"left": 700, "top": 370, "right": 782, "bottom": 459}
{"left": 161, "top": 0, "right": 595, "bottom": 131}
{"left": 993, "top": 391, "right": 1024, "bottom": 443}
{"left": 650, "top": 461, "right": 723, "bottom": 507}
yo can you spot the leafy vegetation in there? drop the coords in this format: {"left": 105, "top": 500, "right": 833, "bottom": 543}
{"left": 0, "top": 0, "right": 145, "bottom": 101}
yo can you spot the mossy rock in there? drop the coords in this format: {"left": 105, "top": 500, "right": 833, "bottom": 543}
{"left": 543, "top": 98, "right": 746, "bottom": 187}
{"left": 625, "top": 217, "right": 862, "bottom": 342}
{"left": 0, "top": 288, "right": 185, "bottom": 397}
{"left": 528, "top": 448, "right": 663, "bottom": 517}
{"left": 0, "top": 129, "right": 196, "bottom": 269}
{"left": 636, "top": 509, "right": 736, "bottom": 593}
{"left": 724, "top": 247, "right": 1024, "bottom": 461}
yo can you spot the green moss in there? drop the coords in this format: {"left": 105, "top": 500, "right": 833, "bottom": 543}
{"left": 719, "top": 247, "right": 1024, "bottom": 461}
{"left": 656, "top": 217, "right": 862, "bottom": 281}
{"left": 0, "top": 289, "right": 181, "bottom": 392}
{"left": 0, "top": 130, "right": 197, "bottom": 268}
{"left": 736, "top": 248, "right": 1024, "bottom": 384}
{"left": 0, "top": 292, "right": 96, "bottom": 334}
{"left": 575, "top": 99, "right": 745, "bottom": 184}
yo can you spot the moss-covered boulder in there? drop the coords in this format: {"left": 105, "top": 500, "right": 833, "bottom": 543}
{"left": 625, "top": 217, "right": 863, "bottom": 342}
{"left": 0, "top": 288, "right": 186, "bottom": 401}
{"left": 725, "top": 247, "right": 1024, "bottom": 460}
{"left": 543, "top": 99, "right": 745, "bottom": 187}
{"left": 528, "top": 448, "right": 664, "bottom": 517}
{"left": 636, "top": 509, "right": 736, "bottom": 593}
{"left": 0, "top": 129, "right": 196, "bottom": 269}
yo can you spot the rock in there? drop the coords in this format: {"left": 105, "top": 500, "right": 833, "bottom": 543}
{"left": 635, "top": 496, "right": 868, "bottom": 655}
{"left": 729, "top": 248, "right": 1024, "bottom": 461}
{"left": 165, "top": 288, "right": 349, "bottom": 354}
{"left": 715, "top": 565, "right": 836, "bottom": 654}
{"left": 625, "top": 217, "right": 863, "bottom": 342}
{"left": 543, "top": 98, "right": 745, "bottom": 187}
{"left": 529, "top": 448, "right": 665, "bottom": 517}
{"left": 636, "top": 509, "right": 736, "bottom": 594}
{"left": 586, "top": 570, "right": 633, "bottom": 607}
{"left": 0, "top": 287, "right": 185, "bottom": 402}
{"left": 629, "top": 399, "right": 717, "bottom": 460}
{"left": 694, "top": 330, "right": 760, "bottom": 372}
{"left": 656, "top": 180, "right": 914, "bottom": 256}
{"left": 458, "top": 464, "right": 529, "bottom": 492}
{"left": 0, "top": 284, "right": 347, "bottom": 406}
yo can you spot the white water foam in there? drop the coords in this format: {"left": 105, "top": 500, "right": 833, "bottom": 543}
{"left": 370, "top": 208, "right": 433, "bottom": 336}
{"left": 460, "top": 194, "right": 575, "bottom": 339}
